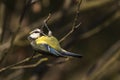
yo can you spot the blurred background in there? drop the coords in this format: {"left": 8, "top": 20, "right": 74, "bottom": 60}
{"left": 0, "top": 0, "right": 120, "bottom": 80}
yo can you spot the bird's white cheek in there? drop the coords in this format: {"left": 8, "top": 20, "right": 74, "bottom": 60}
{"left": 30, "top": 33, "right": 40, "bottom": 39}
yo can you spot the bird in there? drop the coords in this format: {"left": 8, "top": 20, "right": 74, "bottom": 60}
{"left": 28, "top": 28, "right": 82, "bottom": 58}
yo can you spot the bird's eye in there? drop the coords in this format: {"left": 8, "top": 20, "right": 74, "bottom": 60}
{"left": 34, "top": 31, "right": 40, "bottom": 33}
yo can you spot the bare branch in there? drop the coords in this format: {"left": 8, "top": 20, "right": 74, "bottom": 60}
{"left": 82, "top": 40, "right": 120, "bottom": 80}
{"left": 59, "top": 23, "right": 81, "bottom": 43}
{"left": 59, "top": 0, "right": 82, "bottom": 43}
{"left": 44, "top": 13, "right": 51, "bottom": 24}
{"left": 11, "top": 58, "right": 48, "bottom": 69}
{"left": 0, "top": 54, "right": 42, "bottom": 72}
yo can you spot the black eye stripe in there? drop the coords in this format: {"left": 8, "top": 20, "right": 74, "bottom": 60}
{"left": 34, "top": 31, "right": 40, "bottom": 33}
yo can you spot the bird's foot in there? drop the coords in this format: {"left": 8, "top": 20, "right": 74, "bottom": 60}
{"left": 64, "top": 57, "right": 70, "bottom": 61}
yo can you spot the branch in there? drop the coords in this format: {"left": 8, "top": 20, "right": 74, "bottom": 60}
{"left": 0, "top": 54, "right": 42, "bottom": 72}
{"left": 82, "top": 40, "right": 120, "bottom": 80}
{"left": 11, "top": 58, "right": 48, "bottom": 69}
{"left": 59, "top": 23, "right": 81, "bottom": 43}
{"left": 59, "top": 0, "right": 82, "bottom": 43}
{"left": 44, "top": 13, "right": 51, "bottom": 24}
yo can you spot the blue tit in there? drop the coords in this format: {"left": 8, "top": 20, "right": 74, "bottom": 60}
{"left": 28, "top": 28, "right": 82, "bottom": 58}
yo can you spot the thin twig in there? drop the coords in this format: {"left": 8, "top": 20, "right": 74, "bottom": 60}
{"left": 59, "top": 23, "right": 81, "bottom": 43}
{"left": 59, "top": 0, "right": 82, "bottom": 43}
{"left": 0, "top": 54, "right": 42, "bottom": 72}
{"left": 11, "top": 58, "right": 48, "bottom": 69}
{"left": 44, "top": 13, "right": 51, "bottom": 23}
{"left": 40, "top": 13, "right": 51, "bottom": 29}
{"left": 19, "top": 0, "right": 39, "bottom": 24}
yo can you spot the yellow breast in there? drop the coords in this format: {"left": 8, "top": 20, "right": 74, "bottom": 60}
{"left": 35, "top": 36, "right": 61, "bottom": 50}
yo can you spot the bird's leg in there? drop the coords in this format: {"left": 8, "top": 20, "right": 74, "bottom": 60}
{"left": 28, "top": 50, "right": 37, "bottom": 61}
{"left": 64, "top": 57, "right": 70, "bottom": 61}
{"left": 40, "top": 31, "right": 47, "bottom": 36}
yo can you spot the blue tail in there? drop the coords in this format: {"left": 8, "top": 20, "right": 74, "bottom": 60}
{"left": 60, "top": 49, "right": 83, "bottom": 58}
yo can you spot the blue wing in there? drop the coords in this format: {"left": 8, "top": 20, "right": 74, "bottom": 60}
{"left": 41, "top": 44, "right": 63, "bottom": 56}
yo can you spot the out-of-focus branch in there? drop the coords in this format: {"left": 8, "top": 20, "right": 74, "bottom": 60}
{"left": 3, "top": 70, "right": 24, "bottom": 80}
{"left": 79, "top": 9, "right": 120, "bottom": 40}
{"left": 19, "top": 0, "right": 39, "bottom": 24}
{"left": 76, "top": 0, "right": 115, "bottom": 11}
{"left": 81, "top": 40, "right": 120, "bottom": 80}
{"left": 0, "top": 0, "right": 38, "bottom": 64}
{"left": 0, "top": 21, "right": 22, "bottom": 64}
{"left": 0, "top": 3, "right": 5, "bottom": 43}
